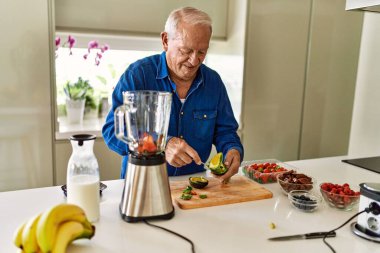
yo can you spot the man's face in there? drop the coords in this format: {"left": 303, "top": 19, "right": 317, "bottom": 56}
{"left": 162, "top": 22, "right": 211, "bottom": 82}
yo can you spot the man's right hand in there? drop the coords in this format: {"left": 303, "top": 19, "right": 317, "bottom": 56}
{"left": 165, "top": 137, "right": 202, "bottom": 168}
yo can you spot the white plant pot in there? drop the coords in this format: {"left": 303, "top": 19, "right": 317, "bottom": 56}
{"left": 66, "top": 99, "right": 85, "bottom": 124}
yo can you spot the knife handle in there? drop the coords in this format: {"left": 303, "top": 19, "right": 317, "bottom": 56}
{"left": 305, "top": 231, "right": 336, "bottom": 239}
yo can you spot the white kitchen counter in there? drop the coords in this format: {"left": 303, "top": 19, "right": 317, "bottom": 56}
{"left": 1, "top": 156, "right": 379, "bottom": 253}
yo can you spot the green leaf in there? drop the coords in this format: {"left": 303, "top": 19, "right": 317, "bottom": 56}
{"left": 64, "top": 77, "right": 93, "bottom": 101}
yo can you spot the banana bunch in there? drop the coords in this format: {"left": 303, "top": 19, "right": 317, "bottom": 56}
{"left": 13, "top": 203, "right": 95, "bottom": 253}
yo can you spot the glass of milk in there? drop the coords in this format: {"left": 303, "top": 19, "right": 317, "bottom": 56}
{"left": 67, "top": 134, "right": 100, "bottom": 222}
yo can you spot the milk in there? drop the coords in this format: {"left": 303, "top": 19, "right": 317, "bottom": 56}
{"left": 67, "top": 175, "right": 100, "bottom": 222}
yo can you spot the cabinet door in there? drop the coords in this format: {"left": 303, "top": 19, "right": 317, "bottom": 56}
{"left": 55, "top": 0, "right": 228, "bottom": 39}
{"left": 242, "top": 0, "right": 312, "bottom": 161}
{"left": 300, "top": 0, "right": 363, "bottom": 159}
{"left": 0, "top": 0, "right": 54, "bottom": 191}
{"left": 242, "top": 0, "right": 363, "bottom": 161}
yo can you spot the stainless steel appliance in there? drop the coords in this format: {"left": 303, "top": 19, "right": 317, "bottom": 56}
{"left": 352, "top": 182, "right": 380, "bottom": 242}
{"left": 115, "top": 90, "right": 174, "bottom": 222}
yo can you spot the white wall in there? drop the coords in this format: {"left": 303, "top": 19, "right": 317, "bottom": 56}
{"left": 349, "top": 12, "right": 380, "bottom": 157}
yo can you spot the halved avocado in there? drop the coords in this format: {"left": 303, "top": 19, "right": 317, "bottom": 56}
{"left": 189, "top": 176, "right": 209, "bottom": 189}
{"left": 210, "top": 163, "right": 228, "bottom": 175}
{"left": 209, "top": 152, "right": 223, "bottom": 169}
{"left": 207, "top": 153, "right": 228, "bottom": 175}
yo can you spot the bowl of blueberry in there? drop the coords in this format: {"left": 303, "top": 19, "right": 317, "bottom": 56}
{"left": 288, "top": 190, "right": 322, "bottom": 212}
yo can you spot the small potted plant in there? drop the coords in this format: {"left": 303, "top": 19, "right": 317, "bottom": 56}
{"left": 64, "top": 77, "right": 91, "bottom": 124}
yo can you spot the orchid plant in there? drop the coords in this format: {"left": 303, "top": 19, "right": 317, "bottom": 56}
{"left": 55, "top": 35, "right": 110, "bottom": 117}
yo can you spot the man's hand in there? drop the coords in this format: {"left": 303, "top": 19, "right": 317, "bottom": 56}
{"left": 165, "top": 137, "right": 202, "bottom": 167}
{"left": 218, "top": 149, "right": 241, "bottom": 183}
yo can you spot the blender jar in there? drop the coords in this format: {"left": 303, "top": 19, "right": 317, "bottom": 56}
{"left": 115, "top": 90, "right": 172, "bottom": 155}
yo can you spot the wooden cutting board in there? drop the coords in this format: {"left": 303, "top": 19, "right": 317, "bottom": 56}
{"left": 170, "top": 175, "right": 273, "bottom": 209}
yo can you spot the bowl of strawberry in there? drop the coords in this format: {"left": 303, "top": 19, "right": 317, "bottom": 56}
{"left": 242, "top": 160, "right": 288, "bottom": 184}
{"left": 320, "top": 182, "right": 360, "bottom": 211}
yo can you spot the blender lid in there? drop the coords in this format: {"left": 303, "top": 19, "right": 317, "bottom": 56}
{"left": 360, "top": 183, "right": 380, "bottom": 201}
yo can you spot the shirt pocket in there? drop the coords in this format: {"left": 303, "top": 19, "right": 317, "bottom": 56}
{"left": 193, "top": 110, "right": 217, "bottom": 141}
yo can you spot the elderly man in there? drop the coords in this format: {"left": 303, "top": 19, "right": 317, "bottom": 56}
{"left": 102, "top": 7, "right": 244, "bottom": 183}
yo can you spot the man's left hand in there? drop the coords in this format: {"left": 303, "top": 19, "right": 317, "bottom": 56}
{"left": 218, "top": 149, "right": 241, "bottom": 183}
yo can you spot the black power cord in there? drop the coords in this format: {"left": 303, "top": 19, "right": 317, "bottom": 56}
{"left": 323, "top": 202, "right": 380, "bottom": 253}
{"left": 143, "top": 219, "right": 196, "bottom": 253}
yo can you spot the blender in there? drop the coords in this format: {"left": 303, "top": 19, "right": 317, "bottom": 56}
{"left": 115, "top": 90, "right": 174, "bottom": 222}
{"left": 351, "top": 182, "right": 380, "bottom": 242}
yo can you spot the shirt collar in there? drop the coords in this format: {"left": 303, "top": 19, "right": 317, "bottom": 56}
{"left": 157, "top": 52, "right": 169, "bottom": 79}
{"left": 156, "top": 51, "right": 205, "bottom": 88}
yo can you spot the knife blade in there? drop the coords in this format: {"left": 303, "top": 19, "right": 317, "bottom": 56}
{"left": 268, "top": 231, "right": 336, "bottom": 241}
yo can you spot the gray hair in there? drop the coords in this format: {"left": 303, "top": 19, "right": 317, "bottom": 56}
{"left": 164, "top": 7, "right": 212, "bottom": 39}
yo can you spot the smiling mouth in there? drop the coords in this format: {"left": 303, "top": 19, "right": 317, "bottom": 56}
{"left": 183, "top": 65, "right": 196, "bottom": 71}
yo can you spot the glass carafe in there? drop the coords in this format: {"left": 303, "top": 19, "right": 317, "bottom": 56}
{"left": 114, "top": 90, "right": 172, "bottom": 155}
{"left": 67, "top": 134, "right": 100, "bottom": 222}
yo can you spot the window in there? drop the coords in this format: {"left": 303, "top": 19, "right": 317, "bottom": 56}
{"left": 55, "top": 35, "right": 244, "bottom": 139}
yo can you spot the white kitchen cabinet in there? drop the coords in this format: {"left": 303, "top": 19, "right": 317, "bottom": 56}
{"left": 299, "top": 0, "right": 363, "bottom": 159}
{"left": 242, "top": 0, "right": 312, "bottom": 161}
{"left": 0, "top": 0, "right": 54, "bottom": 191}
{"left": 55, "top": 0, "right": 229, "bottom": 39}
{"left": 242, "top": 0, "right": 363, "bottom": 161}
{"left": 346, "top": 0, "right": 380, "bottom": 12}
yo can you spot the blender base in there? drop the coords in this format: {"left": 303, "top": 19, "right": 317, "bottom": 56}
{"left": 120, "top": 205, "right": 175, "bottom": 223}
{"left": 351, "top": 222, "right": 380, "bottom": 243}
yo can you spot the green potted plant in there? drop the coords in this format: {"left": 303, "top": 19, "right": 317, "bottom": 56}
{"left": 64, "top": 77, "right": 91, "bottom": 124}
{"left": 83, "top": 85, "right": 99, "bottom": 119}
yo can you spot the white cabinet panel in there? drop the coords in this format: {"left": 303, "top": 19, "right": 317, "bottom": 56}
{"left": 0, "top": 0, "right": 54, "bottom": 191}
{"left": 242, "top": 0, "right": 312, "bottom": 161}
{"left": 55, "top": 0, "right": 229, "bottom": 39}
{"left": 242, "top": 0, "right": 363, "bottom": 161}
{"left": 300, "top": 0, "right": 363, "bottom": 159}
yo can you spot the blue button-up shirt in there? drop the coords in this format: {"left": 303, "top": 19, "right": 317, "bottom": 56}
{"left": 102, "top": 52, "right": 244, "bottom": 178}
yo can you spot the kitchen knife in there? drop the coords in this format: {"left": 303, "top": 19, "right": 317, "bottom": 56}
{"left": 268, "top": 231, "right": 336, "bottom": 241}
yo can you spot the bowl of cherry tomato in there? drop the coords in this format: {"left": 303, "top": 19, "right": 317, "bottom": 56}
{"left": 242, "top": 159, "right": 291, "bottom": 184}
{"left": 320, "top": 182, "right": 360, "bottom": 211}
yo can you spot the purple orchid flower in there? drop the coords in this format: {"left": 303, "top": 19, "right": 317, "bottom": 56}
{"left": 88, "top": 40, "right": 99, "bottom": 50}
{"left": 101, "top": 44, "right": 109, "bottom": 53}
{"left": 67, "top": 35, "right": 76, "bottom": 48}
{"left": 55, "top": 37, "right": 61, "bottom": 47}
{"left": 56, "top": 35, "right": 109, "bottom": 65}
{"left": 67, "top": 35, "right": 76, "bottom": 55}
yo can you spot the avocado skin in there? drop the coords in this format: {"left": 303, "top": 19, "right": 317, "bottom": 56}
{"left": 189, "top": 177, "right": 209, "bottom": 189}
